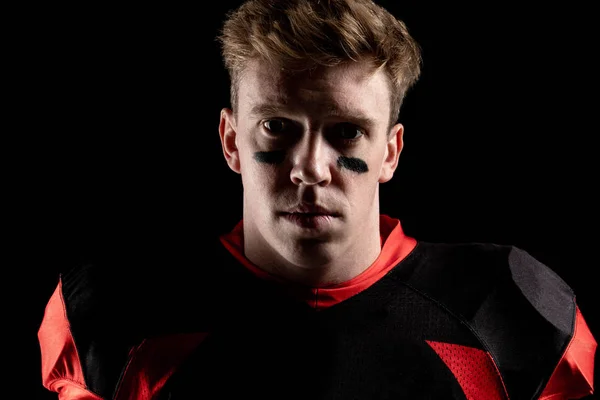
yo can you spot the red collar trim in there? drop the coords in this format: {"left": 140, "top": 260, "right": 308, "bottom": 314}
{"left": 219, "top": 214, "right": 417, "bottom": 309}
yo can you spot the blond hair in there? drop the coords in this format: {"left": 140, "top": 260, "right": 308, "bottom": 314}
{"left": 217, "top": 0, "right": 422, "bottom": 126}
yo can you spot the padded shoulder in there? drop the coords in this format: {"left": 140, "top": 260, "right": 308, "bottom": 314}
{"left": 392, "top": 241, "right": 576, "bottom": 399}
{"left": 506, "top": 246, "right": 575, "bottom": 334}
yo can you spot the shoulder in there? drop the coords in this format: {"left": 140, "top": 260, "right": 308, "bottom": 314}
{"left": 401, "top": 241, "right": 575, "bottom": 326}
{"left": 404, "top": 241, "right": 574, "bottom": 303}
{"left": 56, "top": 239, "right": 247, "bottom": 334}
{"left": 56, "top": 257, "right": 156, "bottom": 336}
{"left": 398, "top": 241, "right": 579, "bottom": 397}
{"left": 39, "top": 240, "right": 235, "bottom": 399}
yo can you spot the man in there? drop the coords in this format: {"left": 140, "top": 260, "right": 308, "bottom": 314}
{"left": 38, "top": 0, "right": 596, "bottom": 398}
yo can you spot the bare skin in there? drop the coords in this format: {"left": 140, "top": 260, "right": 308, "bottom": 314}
{"left": 219, "top": 59, "right": 404, "bottom": 287}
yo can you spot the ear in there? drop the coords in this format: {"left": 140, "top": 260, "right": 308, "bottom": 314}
{"left": 378, "top": 123, "right": 404, "bottom": 183}
{"left": 219, "top": 108, "right": 241, "bottom": 174}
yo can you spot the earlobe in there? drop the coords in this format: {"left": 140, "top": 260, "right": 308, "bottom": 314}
{"left": 378, "top": 123, "right": 404, "bottom": 183}
{"left": 219, "top": 108, "right": 241, "bottom": 174}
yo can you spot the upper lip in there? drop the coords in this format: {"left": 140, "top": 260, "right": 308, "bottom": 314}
{"left": 284, "top": 204, "right": 339, "bottom": 216}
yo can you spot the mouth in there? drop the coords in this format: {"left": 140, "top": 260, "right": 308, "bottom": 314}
{"left": 280, "top": 206, "right": 340, "bottom": 229}
{"left": 281, "top": 213, "right": 335, "bottom": 229}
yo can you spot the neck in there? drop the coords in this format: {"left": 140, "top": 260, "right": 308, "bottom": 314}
{"left": 244, "top": 215, "right": 382, "bottom": 287}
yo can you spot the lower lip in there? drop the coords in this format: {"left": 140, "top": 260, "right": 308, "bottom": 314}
{"left": 282, "top": 213, "right": 335, "bottom": 229}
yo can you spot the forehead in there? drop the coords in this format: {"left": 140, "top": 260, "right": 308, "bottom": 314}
{"left": 237, "top": 59, "right": 391, "bottom": 121}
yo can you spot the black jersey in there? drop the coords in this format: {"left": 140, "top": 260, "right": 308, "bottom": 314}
{"left": 38, "top": 216, "right": 596, "bottom": 399}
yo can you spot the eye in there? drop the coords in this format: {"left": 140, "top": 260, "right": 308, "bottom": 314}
{"left": 262, "top": 119, "right": 290, "bottom": 134}
{"left": 335, "top": 123, "right": 364, "bottom": 140}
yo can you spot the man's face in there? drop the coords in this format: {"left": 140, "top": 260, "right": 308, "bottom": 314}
{"left": 219, "top": 59, "right": 403, "bottom": 268}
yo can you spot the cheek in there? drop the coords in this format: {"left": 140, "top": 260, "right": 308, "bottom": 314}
{"left": 249, "top": 150, "right": 286, "bottom": 186}
{"left": 336, "top": 153, "right": 381, "bottom": 197}
{"left": 243, "top": 155, "right": 281, "bottom": 189}
{"left": 350, "top": 174, "right": 380, "bottom": 207}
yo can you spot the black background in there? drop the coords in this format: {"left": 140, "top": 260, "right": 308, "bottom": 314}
{"left": 9, "top": 1, "right": 597, "bottom": 398}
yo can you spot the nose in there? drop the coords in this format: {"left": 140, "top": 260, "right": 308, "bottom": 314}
{"left": 290, "top": 133, "right": 332, "bottom": 186}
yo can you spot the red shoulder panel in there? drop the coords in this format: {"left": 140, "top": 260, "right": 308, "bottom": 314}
{"left": 540, "top": 305, "right": 597, "bottom": 399}
{"left": 38, "top": 281, "right": 104, "bottom": 399}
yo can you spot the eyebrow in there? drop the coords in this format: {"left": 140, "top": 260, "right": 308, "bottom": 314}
{"left": 323, "top": 104, "right": 376, "bottom": 128}
{"left": 250, "top": 103, "right": 377, "bottom": 128}
{"left": 250, "top": 103, "right": 285, "bottom": 118}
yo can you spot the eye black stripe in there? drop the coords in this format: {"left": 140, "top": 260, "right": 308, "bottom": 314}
{"left": 254, "top": 151, "right": 286, "bottom": 164}
{"left": 337, "top": 156, "right": 368, "bottom": 173}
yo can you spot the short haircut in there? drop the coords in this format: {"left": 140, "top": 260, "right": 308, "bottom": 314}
{"left": 217, "top": 0, "right": 422, "bottom": 127}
